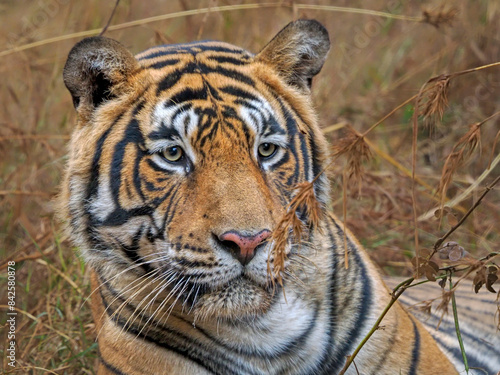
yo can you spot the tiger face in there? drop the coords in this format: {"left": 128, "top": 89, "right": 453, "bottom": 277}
{"left": 61, "top": 21, "right": 330, "bottom": 322}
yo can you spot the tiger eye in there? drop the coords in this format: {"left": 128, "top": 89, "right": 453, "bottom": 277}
{"left": 258, "top": 143, "right": 277, "bottom": 158}
{"left": 162, "top": 146, "right": 183, "bottom": 162}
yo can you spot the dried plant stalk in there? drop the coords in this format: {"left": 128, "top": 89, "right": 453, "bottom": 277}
{"left": 422, "top": 6, "right": 459, "bottom": 28}
{"left": 418, "top": 74, "right": 451, "bottom": 129}
{"left": 437, "top": 110, "right": 500, "bottom": 211}
{"left": 331, "top": 125, "right": 372, "bottom": 194}
{"left": 268, "top": 182, "right": 321, "bottom": 286}
{"left": 437, "top": 122, "right": 481, "bottom": 204}
{"left": 488, "top": 124, "right": 500, "bottom": 169}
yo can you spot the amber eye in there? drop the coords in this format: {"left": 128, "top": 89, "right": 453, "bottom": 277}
{"left": 258, "top": 143, "right": 277, "bottom": 158}
{"left": 162, "top": 146, "right": 184, "bottom": 162}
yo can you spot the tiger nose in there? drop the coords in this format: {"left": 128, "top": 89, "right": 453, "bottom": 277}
{"left": 218, "top": 230, "right": 271, "bottom": 266}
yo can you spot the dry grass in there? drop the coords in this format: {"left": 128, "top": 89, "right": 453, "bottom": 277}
{"left": 1, "top": 1, "right": 499, "bottom": 373}
{"left": 268, "top": 181, "right": 321, "bottom": 285}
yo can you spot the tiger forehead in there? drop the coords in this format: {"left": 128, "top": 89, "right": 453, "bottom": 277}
{"left": 135, "top": 40, "right": 254, "bottom": 70}
{"left": 138, "top": 41, "right": 287, "bottom": 149}
{"left": 146, "top": 91, "right": 285, "bottom": 154}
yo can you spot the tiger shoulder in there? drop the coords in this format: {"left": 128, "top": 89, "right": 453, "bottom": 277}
{"left": 59, "top": 19, "right": 500, "bottom": 374}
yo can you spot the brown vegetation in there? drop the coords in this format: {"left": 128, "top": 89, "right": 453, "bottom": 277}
{"left": 1, "top": 1, "right": 499, "bottom": 373}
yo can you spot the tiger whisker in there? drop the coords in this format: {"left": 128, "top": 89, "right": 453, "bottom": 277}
{"left": 100, "top": 267, "right": 161, "bottom": 323}
{"left": 83, "top": 251, "right": 171, "bottom": 309}
{"left": 108, "top": 268, "right": 177, "bottom": 337}
{"left": 283, "top": 270, "right": 308, "bottom": 291}
{"left": 181, "top": 276, "right": 201, "bottom": 312}
{"left": 147, "top": 273, "right": 189, "bottom": 329}
{"left": 119, "top": 267, "right": 181, "bottom": 331}
{"left": 96, "top": 268, "right": 165, "bottom": 340}
{"left": 132, "top": 274, "right": 175, "bottom": 339}
{"left": 155, "top": 276, "right": 191, "bottom": 327}
{"left": 187, "top": 283, "right": 202, "bottom": 315}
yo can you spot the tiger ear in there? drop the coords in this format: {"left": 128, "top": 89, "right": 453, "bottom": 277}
{"left": 256, "top": 20, "right": 330, "bottom": 92}
{"left": 63, "top": 36, "right": 139, "bottom": 114}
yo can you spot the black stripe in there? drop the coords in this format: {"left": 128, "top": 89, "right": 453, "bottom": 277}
{"left": 148, "top": 125, "right": 182, "bottom": 142}
{"left": 86, "top": 126, "right": 114, "bottom": 204}
{"left": 145, "top": 158, "right": 175, "bottom": 174}
{"left": 148, "top": 103, "right": 193, "bottom": 141}
{"left": 156, "top": 61, "right": 255, "bottom": 95}
{"left": 204, "top": 81, "right": 223, "bottom": 101}
{"left": 85, "top": 100, "right": 145, "bottom": 217}
{"left": 314, "top": 222, "right": 337, "bottom": 374}
{"left": 299, "top": 130, "right": 311, "bottom": 181}
{"left": 169, "top": 87, "right": 208, "bottom": 104}
{"left": 283, "top": 107, "right": 301, "bottom": 186}
{"left": 200, "top": 63, "right": 255, "bottom": 86}
{"left": 109, "top": 119, "right": 144, "bottom": 206}
{"left": 160, "top": 183, "right": 183, "bottom": 232}
{"left": 138, "top": 41, "right": 240, "bottom": 60}
{"left": 317, "top": 218, "right": 373, "bottom": 374}
{"left": 430, "top": 334, "right": 496, "bottom": 373}
{"left": 208, "top": 55, "right": 251, "bottom": 65}
{"left": 263, "top": 115, "right": 286, "bottom": 137}
{"left": 408, "top": 317, "right": 421, "bottom": 375}
{"left": 198, "top": 122, "right": 219, "bottom": 148}
{"left": 370, "top": 323, "right": 398, "bottom": 374}
{"left": 408, "top": 303, "right": 500, "bottom": 357}
{"left": 307, "top": 128, "right": 323, "bottom": 197}
{"left": 221, "top": 86, "right": 258, "bottom": 101}
{"left": 101, "top": 206, "right": 154, "bottom": 227}
{"left": 268, "top": 149, "right": 290, "bottom": 172}
{"left": 98, "top": 349, "right": 128, "bottom": 375}
{"left": 185, "top": 43, "right": 247, "bottom": 54}
{"left": 115, "top": 225, "right": 153, "bottom": 274}
{"left": 133, "top": 149, "right": 145, "bottom": 202}
{"left": 85, "top": 116, "right": 123, "bottom": 238}
{"left": 412, "top": 311, "right": 500, "bottom": 371}
{"left": 148, "top": 59, "right": 181, "bottom": 69}
{"left": 156, "top": 69, "right": 184, "bottom": 95}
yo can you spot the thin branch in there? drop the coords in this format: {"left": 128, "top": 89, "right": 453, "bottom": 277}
{"left": 339, "top": 278, "right": 414, "bottom": 374}
{"left": 100, "top": 0, "right": 121, "bottom": 36}
{"left": 361, "top": 94, "right": 418, "bottom": 137}
{"left": 0, "top": 190, "right": 52, "bottom": 197}
{"left": 0, "top": 3, "right": 434, "bottom": 59}
{"left": 419, "top": 151, "right": 500, "bottom": 221}
{"left": 343, "top": 170, "right": 349, "bottom": 269}
{"left": 433, "top": 175, "right": 500, "bottom": 252}
{"left": 411, "top": 82, "right": 427, "bottom": 276}
{"left": 293, "top": 5, "right": 421, "bottom": 22}
{"left": 0, "top": 134, "right": 70, "bottom": 142}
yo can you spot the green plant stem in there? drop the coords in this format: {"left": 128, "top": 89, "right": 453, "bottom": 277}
{"left": 450, "top": 276, "right": 469, "bottom": 373}
{"left": 338, "top": 278, "right": 414, "bottom": 374}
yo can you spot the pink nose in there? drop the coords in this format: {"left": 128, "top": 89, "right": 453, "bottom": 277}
{"left": 218, "top": 230, "right": 271, "bottom": 265}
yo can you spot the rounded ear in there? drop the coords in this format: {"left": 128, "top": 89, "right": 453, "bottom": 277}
{"left": 63, "top": 36, "right": 139, "bottom": 112}
{"left": 256, "top": 20, "right": 330, "bottom": 92}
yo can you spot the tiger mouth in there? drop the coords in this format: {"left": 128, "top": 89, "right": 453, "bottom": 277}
{"left": 144, "top": 269, "right": 280, "bottom": 322}
{"left": 190, "top": 276, "right": 276, "bottom": 321}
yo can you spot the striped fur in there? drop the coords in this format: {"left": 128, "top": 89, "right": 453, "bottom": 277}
{"left": 60, "top": 20, "right": 497, "bottom": 374}
{"left": 386, "top": 278, "right": 500, "bottom": 374}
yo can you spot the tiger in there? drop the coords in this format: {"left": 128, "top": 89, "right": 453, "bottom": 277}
{"left": 59, "top": 19, "right": 499, "bottom": 374}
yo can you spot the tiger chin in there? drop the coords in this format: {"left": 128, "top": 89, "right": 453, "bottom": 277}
{"left": 59, "top": 20, "right": 485, "bottom": 375}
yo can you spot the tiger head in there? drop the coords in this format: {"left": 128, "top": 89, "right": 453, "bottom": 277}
{"left": 61, "top": 20, "right": 330, "bottom": 322}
